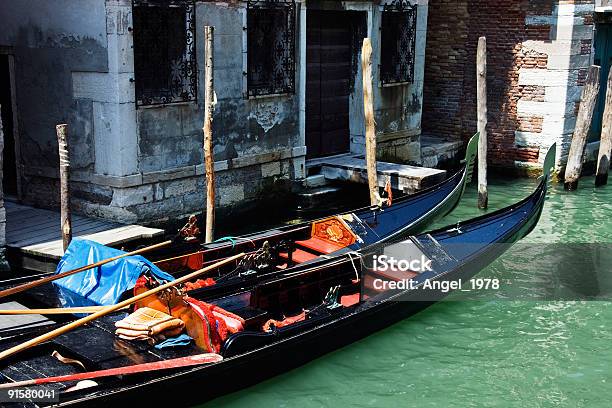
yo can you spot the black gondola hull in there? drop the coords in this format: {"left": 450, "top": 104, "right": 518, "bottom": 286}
{"left": 52, "top": 179, "right": 546, "bottom": 408}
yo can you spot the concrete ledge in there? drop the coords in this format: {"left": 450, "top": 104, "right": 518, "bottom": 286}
{"left": 318, "top": 155, "right": 447, "bottom": 194}
{"left": 421, "top": 137, "right": 463, "bottom": 168}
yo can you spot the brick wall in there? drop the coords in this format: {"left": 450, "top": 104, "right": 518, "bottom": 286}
{"left": 422, "top": 0, "right": 596, "bottom": 171}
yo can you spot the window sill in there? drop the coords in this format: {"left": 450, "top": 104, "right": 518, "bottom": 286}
{"left": 379, "top": 81, "right": 413, "bottom": 88}
{"left": 245, "top": 92, "right": 294, "bottom": 100}
{"left": 137, "top": 100, "right": 198, "bottom": 110}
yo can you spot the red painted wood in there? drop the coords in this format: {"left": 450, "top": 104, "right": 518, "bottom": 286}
{"left": 0, "top": 353, "right": 223, "bottom": 388}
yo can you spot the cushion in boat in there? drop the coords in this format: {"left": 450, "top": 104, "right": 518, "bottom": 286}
{"left": 296, "top": 236, "right": 344, "bottom": 254}
{"left": 340, "top": 293, "right": 360, "bottom": 307}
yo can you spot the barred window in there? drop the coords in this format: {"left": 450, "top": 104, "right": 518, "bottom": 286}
{"left": 380, "top": 1, "right": 417, "bottom": 85}
{"left": 246, "top": 0, "right": 296, "bottom": 97}
{"left": 132, "top": 0, "right": 196, "bottom": 107}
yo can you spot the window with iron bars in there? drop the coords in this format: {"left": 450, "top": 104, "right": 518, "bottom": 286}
{"left": 132, "top": 0, "right": 197, "bottom": 107}
{"left": 246, "top": 0, "right": 296, "bottom": 97}
{"left": 380, "top": 1, "right": 417, "bottom": 85}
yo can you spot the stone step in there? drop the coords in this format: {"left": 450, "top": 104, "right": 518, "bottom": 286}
{"left": 296, "top": 186, "right": 344, "bottom": 211}
{"left": 317, "top": 156, "right": 447, "bottom": 194}
{"left": 303, "top": 174, "right": 327, "bottom": 188}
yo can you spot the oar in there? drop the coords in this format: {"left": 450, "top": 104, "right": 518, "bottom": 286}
{"left": 0, "top": 240, "right": 173, "bottom": 299}
{"left": 0, "top": 252, "right": 245, "bottom": 361}
{"left": 0, "top": 353, "right": 223, "bottom": 389}
{"left": 0, "top": 306, "right": 127, "bottom": 315}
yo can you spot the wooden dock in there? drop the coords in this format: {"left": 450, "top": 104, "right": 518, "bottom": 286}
{"left": 5, "top": 201, "right": 165, "bottom": 273}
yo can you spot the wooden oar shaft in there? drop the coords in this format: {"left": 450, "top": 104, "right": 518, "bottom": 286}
{"left": 0, "top": 353, "right": 223, "bottom": 389}
{"left": 0, "top": 252, "right": 244, "bottom": 361}
{"left": 0, "top": 240, "right": 173, "bottom": 299}
{"left": 0, "top": 306, "right": 124, "bottom": 315}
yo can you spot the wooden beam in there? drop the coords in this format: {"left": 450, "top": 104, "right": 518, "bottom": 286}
{"left": 0, "top": 253, "right": 245, "bottom": 361}
{"left": 56, "top": 124, "right": 72, "bottom": 252}
{"left": 596, "top": 67, "right": 612, "bottom": 187}
{"left": 203, "top": 26, "right": 216, "bottom": 243}
{"left": 361, "top": 38, "right": 378, "bottom": 206}
{"left": 565, "top": 65, "right": 601, "bottom": 190}
{"left": 476, "top": 37, "right": 488, "bottom": 209}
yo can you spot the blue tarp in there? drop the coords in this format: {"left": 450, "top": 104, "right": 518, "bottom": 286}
{"left": 53, "top": 238, "right": 175, "bottom": 307}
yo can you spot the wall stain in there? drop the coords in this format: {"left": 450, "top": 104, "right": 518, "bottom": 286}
{"left": 248, "top": 102, "right": 285, "bottom": 134}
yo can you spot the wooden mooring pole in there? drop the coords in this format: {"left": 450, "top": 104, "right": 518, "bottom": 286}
{"left": 596, "top": 67, "right": 612, "bottom": 187}
{"left": 564, "top": 65, "right": 600, "bottom": 190}
{"left": 362, "top": 38, "right": 378, "bottom": 206}
{"left": 203, "top": 26, "right": 215, "bottom": 243}
{"left": 56, "top": 124, "right": 72, "bottom": 252}
{"left": 476, "top": 36, "right": 488, "bottom": 209}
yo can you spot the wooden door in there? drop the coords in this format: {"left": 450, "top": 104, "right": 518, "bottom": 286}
{"left": 306, "top": 11, "right": 351, "bottom": 158}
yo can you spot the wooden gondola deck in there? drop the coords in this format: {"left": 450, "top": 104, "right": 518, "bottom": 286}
{"left": 5, "top": 201, "right": 164, "bottom": 273}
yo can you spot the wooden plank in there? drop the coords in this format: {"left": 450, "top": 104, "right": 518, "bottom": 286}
{"left": 596, "top": 67, "right": 612, "bottom": 186}
{"left": 23, "top": 226, "right": 160, "bottom": 259}
{"left": 56, "top": 123, "right": 73, "bottom": 251}
{"left": 0, "top": 302, "right": 53, "bottom": 331}
{"left": 362, "top": 37, "right": 378, "bottom": 206}
{"left": 565, "top": 65, "right": 601, "bottom": 190}
{"left": 477, "top": 36, "right": 488, "bottom": 209}
{"left": 10, "top": 221, "right": 157, "bottom": 250}
{"left": 203, "top": 26, "right": 216, "bottom": 243}
{"left": 7, "top": 218, "right": 110, "bottom": 245}
{"left": 5, "top": 208, "right": 47, "bottom": 223}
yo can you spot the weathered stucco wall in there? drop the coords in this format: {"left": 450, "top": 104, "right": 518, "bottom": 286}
{"left": 118, "top": 1, "right": 306, "bottom": 224}
{"left": 0, "top": 0, "right": 108, "bottom": 207}
{"left": 0, "top": 0, "right": 306, "bottom": 224}
{"left": 0, "top": 0, "right": 429, "bottom": 225}
{"left": 346, "top": 0, "right": 428, "bottom": 165}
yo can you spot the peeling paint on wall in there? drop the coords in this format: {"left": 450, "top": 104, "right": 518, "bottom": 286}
{"left": 248, "top": 102, "right": 285, "bottom": 134}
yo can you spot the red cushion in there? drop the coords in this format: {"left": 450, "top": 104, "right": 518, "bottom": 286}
{"left": 340, "top": 293, "right": 360, "bottom": 307}
{"left": 296, "top": 236, "right": 344, "bottom": 254}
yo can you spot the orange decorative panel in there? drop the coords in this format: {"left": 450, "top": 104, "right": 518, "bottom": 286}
{"left": 310, "top": 216, "right": 357, "bottom": 247}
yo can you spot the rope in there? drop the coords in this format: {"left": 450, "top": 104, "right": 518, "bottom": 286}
{"left": 213, "top": 236, "right": 257, "bottom": 249}
{"left": 58, "top": 145, "right": 70, "bottom": 168}
{"left": 213, "top": 236, "right": 237, "bottom": 249}
{"left": 346, "top": 251, "right": 362, "bottom": 282}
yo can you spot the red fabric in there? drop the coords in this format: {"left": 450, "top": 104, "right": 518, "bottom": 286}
{"left": 183, "top": 278, "right": 216, "bottom": 291}
{"left": 296, "top": 236, "right": 344, "bottom": 254}
{"left": 340, "top": 293, "right": 360, "bottom": 307}
{"left": 186, "top": 252, "right": 204, "bottom": 271}
{"left": 211, "top": 305, "right": 245, "bottom": 334}
{"left": 133, "top": 275, "right": 148, "bottom": 296}
{"left": 262, "top": 311, "right": 306, "bottom": 332}
{"left": 185, "top": 297, "right": 227, "bottom": 352}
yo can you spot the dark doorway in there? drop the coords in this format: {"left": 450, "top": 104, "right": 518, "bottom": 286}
{"left": 592, "top": 23, "right": 612, "bottom": 142}
{"left": 0, "top": 54, "right": 18, "bottom": 197}
{"left": 306, "top": 10, "right": 364, "bottom": 159}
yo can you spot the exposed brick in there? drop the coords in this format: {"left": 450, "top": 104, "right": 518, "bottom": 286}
{"left": 422, "top": 0, "right": 594, "bottom": 166}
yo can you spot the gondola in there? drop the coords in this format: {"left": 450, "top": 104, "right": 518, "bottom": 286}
{"left": 0, "top": 145, "right": 555, "bottom": 408}
{"left": 0, "top": 133, "right": 479, "bottom": 308}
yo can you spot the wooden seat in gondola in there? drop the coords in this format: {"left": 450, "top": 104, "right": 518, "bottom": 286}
{"left": 279, "top": 216, "right": 359, "bottom": 265}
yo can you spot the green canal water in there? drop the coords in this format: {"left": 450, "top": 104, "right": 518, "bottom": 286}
{"left": 202, "top": 175, "right": 612, "bottom": 408}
